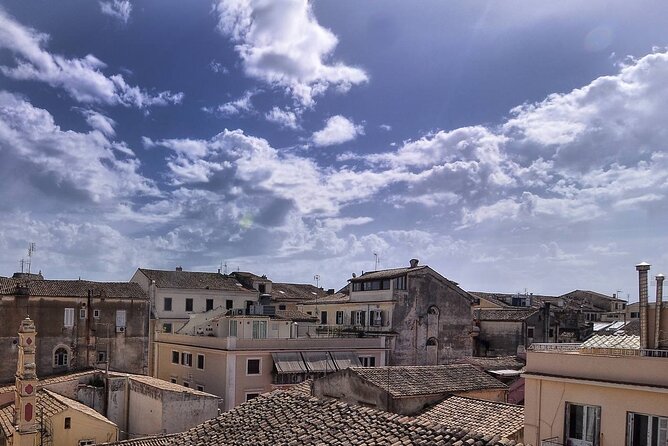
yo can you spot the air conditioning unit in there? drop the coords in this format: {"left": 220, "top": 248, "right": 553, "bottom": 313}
{"left": 233, "top": 309, "right": 244, "bottom": 316}
{"left": 116, "top": 326, "right": 126, "bottom": 333}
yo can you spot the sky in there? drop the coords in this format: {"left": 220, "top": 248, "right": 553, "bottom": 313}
{"left": 1, "top": 0, "right": 668, "bottom": 299}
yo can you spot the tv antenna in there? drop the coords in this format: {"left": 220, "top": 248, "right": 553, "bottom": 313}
{"left": 314, "top": 274, "right": 320, "bottom": 288}
{"left": 19, "top": 242, "right": 36, "bottom": 274}
{"left": 373, "top": 252, "right": 379, "bottom": 270}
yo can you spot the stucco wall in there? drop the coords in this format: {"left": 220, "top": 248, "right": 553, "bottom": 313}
{"left": 50, "top": 408, "right": 117, "bottom": 446}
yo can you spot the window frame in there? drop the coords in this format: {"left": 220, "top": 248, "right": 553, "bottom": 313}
{"left": 181, "top": 352, "right": 193, "bottom": 367}
{"left": 565, "top": 402, "right": 601, "bottom": 446}
{"left": 251, "top": 320, "right": 267, "bottom": 339}
{"left": 79, "top": 308, "right": 87, "bottom": 319}
{"left": 115, "top": 310, "right": 127, "bottom": 328}
{"left": 54, "top": 347, "right": 69, "bottom": 367}
{"left": 64, "top": 308, "right": 75, "bottom": 327}
{"left": 64, "top": 417, "right": 71, "bottom": 429}
{"left": 206, "top": 298, "right": 214, "bottom": 311}
{"left": 626, "top": 411, "right": 668, "bottom": 446}
{"left": 197, "top": 353, "right": 205, "bottom": 370}
{"left": 185, "top": 298, "right": 194, "bottom": 312}
{"left": 164, "top": 297, "right": 172, "bottom": 312}
{"left": 246, "top": 358, "right": 261, "bottom": 376}
{"left": 171, "top": 351, "right": 179, "bottom": 364}
{"left": 336, "top": 310, "right": 344, "bottom": 325}
{"left": 93, "top": 309, "right": 101, "bottom": 319}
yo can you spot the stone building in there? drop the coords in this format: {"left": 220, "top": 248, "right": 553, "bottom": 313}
{"left": 299, "top": 259, "right": 475, "bottom": 365}
{"left": 0, "top": 275, "right": 149, "bottom": 383}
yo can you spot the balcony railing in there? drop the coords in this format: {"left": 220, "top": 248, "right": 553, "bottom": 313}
{"left": 530, "top": 342, "right": 668, "bottom": 358}
{"left": 529, "top": 343, "right": 581, "bottom": 352}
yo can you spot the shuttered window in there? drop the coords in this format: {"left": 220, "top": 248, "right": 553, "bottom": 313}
{"left": 64, "top": 308, "right": 75, "bottom": 327}
{"left": 115, "top": 310, "right": 126, "bottom": 328}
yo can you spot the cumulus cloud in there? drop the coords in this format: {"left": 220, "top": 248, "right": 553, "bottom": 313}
{"left": 210, "top": 90, "right": 255, "bottom": 116}
{"left": 265, "top": 106, "right": 300, "bottom": 129}
{"left": 312, "top": 115, "right": 364, "bottom": 147}
{"left": 0, "top": 9, "right": 183, "bottom": 108}
{"left": 214, "top": 0, "right": 368, "bottom": 106}
{"left": 99, "top": 0, "right": 132, "bottom": 24}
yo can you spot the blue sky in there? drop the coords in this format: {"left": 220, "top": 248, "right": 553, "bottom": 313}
{"left": 1, "top": 0, "right": 668, "bottom": 299}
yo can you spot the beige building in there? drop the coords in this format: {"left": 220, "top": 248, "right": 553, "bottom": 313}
{"left": 523, "top": 263, "right": 668, "bottom": 446}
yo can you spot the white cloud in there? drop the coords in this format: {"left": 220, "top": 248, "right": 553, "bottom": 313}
{"left": 265, "top": 106, "right": 299, "bottom": 129}
{"left": 214, "top": 0, "right": 368, "bottom": 106}
{"left": 379, "top": 124, "right": 392, "bottom": 131}
{"left": 213, "top": 90, "right": 255, "bottom": 116}
{"left": 0, "top": 9, "right": 183, "bottom": 108}
{"left": 99, "top": 0, "right": 132, "bottom": 24}
{"left": 80, "top": 109, "right": 116, "bottom": 137}
{"left": 312, "top": 115, "right": 364, "bottom": 147}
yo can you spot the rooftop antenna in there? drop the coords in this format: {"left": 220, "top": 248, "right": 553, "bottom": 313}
{"left": 314, "top": 274, "right": 320, "bottom": 288}
{"left": 373, "top": 252, "right": 379, "bottom": 271}
{"left": 223, "top": 262, "right": 228, "bottom": 275}
{"left": 27, "top": 243, "right": 36, "bottom": 274}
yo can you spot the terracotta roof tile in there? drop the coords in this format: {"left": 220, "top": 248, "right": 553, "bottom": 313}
{"left": 416, "top": 396, "right": 524, "bottom": 439}
{"left": 455, "top": 356, "right": 524, "bottom": 371}
{"left": 349, "top": 364, "right": 507, "bottom": 397}
{"left": 270, "top": 283, "right": 328, "bottom": 301}
{"left": 349, "top": 266, "right": 428, "bottom": 282}
{"left": 0, "top": 279, "right": 146, "bottom": 299}
{"left": 475, "top": 308, "right": 539, "bottom": 321}
{"left": 138, "top": 269, "right": 254, "bottom": 293}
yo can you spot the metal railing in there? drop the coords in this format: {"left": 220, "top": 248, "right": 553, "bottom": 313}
{"left": 529, "top": 342, "right": 668, "bottom": 358}
{"left": 529, "top": 343, "right": 581, "bottom": 352}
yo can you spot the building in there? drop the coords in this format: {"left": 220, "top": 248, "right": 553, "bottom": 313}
{"left": 415, "top": 395, "right": 525, "bottom": 442}
{"left": 299, "top": 259, "right": 476, "bottom": 365}
{"left": 0, "top": 274, "right": 149, "bottom": 383}
{"left": 104, "top": 389, "right": 527, "bottom": 446}
{"left": 0, "top": 317, "right": 119, "bottom": 446}
{"left": 153, "top": 321, "right": 386, "bottom": 410}
{"left": 523, "top": 263, "right": 668, "bottom": 446}
{"left": 312, "top": 364, "right": 507, "bottom": 415}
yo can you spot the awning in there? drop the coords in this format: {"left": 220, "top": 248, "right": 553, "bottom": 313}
{"left": 272, "top": 352, "right": 307, "bottom": 373}
{"left": 330, "top": 351, "right": 361, "bottom": 370}
{"left": 301, "top": 352, "right": 336, "bottom": 373}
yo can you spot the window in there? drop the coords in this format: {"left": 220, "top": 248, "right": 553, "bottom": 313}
{"left": 164, "top": 297, "right": 172, "bottom": 311}
{"left": 79, "top": 308, "right": 87, "bottom": 319}
{"left": 252, "top": 321, "right": 267, "bottom": 339}
{"left": 353, "top": 280, "right": 392, "bottom": 292}
{"left": 54, "top": 347, "right": 68, "bottom": 367}
{"left": 64, "top": 417, "right": 71, "bottom": 429}
{"left": 370, "top": 310, "right": 383, "bottom": 326}
{"left": 351, "top": 310, "right": 366, "bottom": 326}
{"left": 360, "top": 356, "right": 376, "bottom": 367}
{"left": 527, "top": 326, "right": 535, "bottom": 339}
{"left": 185, "top": 298, "right": 193, "bottom": 312}
{"left": 631, "top": 312, "right": 639, "bottom": 318}
{"left": 97, "top": 351, "right": 107, "bottom": 363}
{"left": 170, "top": 377, "right": 177, "bottom": 384}
{"left": 206, "top": 299, "right": 214, "bottom": 311}
{"left": 196, "top": 385, "right": 204, "bottom": 392}
{"left": 549, "top": 328, "right": 555, "bottom": 338}
{"left": 181, "top": 352, "right": 193, "bottom": 367}
{"left": 64, "top": 308, "right": 75, "bottom": 327}
{"left": 93, "top": 309, "right": 100, "bottom": 319}
{"left": 197, "top": 354, "right": 205, "bottom": 370}
{"left": 78, "top": 440, "right": 94, "bottom": 446}
{"left": 565, "top": 402, "right": 601, "bottom": 446}
{"left": 336, "top": 311, "right": 344, "bottom": 325}
{"left": 115, "top": 310, "right": 126, "bottom": 328}
{"left": 393, "top": 276, "right": 407, "bottom": 290}
{"left": 171, "top": 351, "right": 179, "bottom": 364}
{"left": 258, "top": 284, "right": 266, "bottom": 293}
{"left": 247, "top": 358, "right": 261, "bottom": 375}
{"left": 627, "top": 412, "right": 668, "bottom": 446}
{"left": 229, "top": 320, "right": 238, "bottom": 337}
{"left": 162, "top": 323, "right": 172, "bottom": 333}
{"left": 245, "top": 392, "right": 260, "bottom": 401}
{"left": 183, "top": 381, "right": 190, "bottom": 388}
{"left": 320, "top": 311, "right": 328, "bottom": 324}
{"left": 279, "top": 304, "right": 286, "bottom": 310}
{"left": 226, "top": 299, "right": 233, "bottom": 309}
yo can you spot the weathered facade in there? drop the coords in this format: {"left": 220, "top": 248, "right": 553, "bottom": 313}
{"left": 312, "top": 364, "right": 507, "bottom": 415}
{"left": 300, "top": 259, "right": 475, "bottom": 365}
{"left": 0, "top": 275, "right": 149, "bottom": 383}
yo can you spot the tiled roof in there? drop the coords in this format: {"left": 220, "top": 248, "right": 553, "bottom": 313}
{"left": 0, "top": 279, "right": 146, "bottom": 298}
{"left": 0, "top": 403, "right": 15, "bottom": 439}
{"left": 475, "top": 308, "right": 539, "bottom": 321}
{"left": 99, "top": 434, "right": 179, "bottom": 446}
{"left": 469, "top": 292, "right": 511, "bottom": 307}
{"left": 350, "top": 265, "right": 427, "bottom": 281}
{"left": 138, "top": 269, "right": 254, "bottom": 292}
{"left": 274, "top": 309, "right": 317, "bottom": 322}
{"left": 270, "top": 283, "right": 328, "bottom": 301}
{"left": 0, "top": 369, "right": 99, "bottom": 394}
{"left": 416, "top": 395, "right": 524, "bottom": 439}
{"left": 580, "top": 334, "right": 640, "bottom": 350}
{"left": 456, "top": 356, "right": 525, "bottom": 371}
{"left": 127, "top": 375, "right": 219, "bottom": 399}
{"left": 107, "top": 391, "right": 524, "bottom": 446}
{"left": 349, "top": 364, "right": 507, "bottom": 397}
{"left": 43, "top": 389, "right": 116, "bottom": 426}
{"left": 301, "top": 292, "right": 350, "bottom": 304}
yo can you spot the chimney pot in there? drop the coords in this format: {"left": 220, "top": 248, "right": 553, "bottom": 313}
{"left": 327, "top": 288, "right": 335, "bottom": 295}
{"left": 176, "top": 266, "right": 183, "bottom": 272}
{"left": 636, "top": 262, "right": 651, "bottom": 271}
{"left": 409, "top": 258, "right": 419, "bottom": 268}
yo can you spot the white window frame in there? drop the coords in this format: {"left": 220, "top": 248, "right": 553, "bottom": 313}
{"left": 229, "top": 320, "right": 238, "bottom": 337}
{"left": 78, "top": 440, "right": 94, "bottom": 446}
{"left": 79, "top": 308, "right": 87, "bottom": 319}
{"left": 565, "top": 402, "right": 601, "bottom": 446}
{"left": 197, "top": 353, "right": 205, "bottom": 370}
{"left": 171, "top": 350, "right": 179, "bottom": 364}
{"left": 245, "top": 391, "right": 261, "bottom": 401}
{"left": 370, "top": 310, "right": 383, "bottom": 327}
{"left": 93, "top": 309, "right": 101, "bottom": 319}
{"left": 335, "top": 310, "right": 344, "bottom": 325}
{"left": 196, "top": 384, "right": 205, "bottom": 392}
{"left": 181, "top": 352, "right": 193, "bottom": 367}
{"left": 627, "top": 412, "right": 668, "bottom": 446}
{"left": 252, "top": 320, "right": 267, "bottom": 339}
{"left": 246, "top": 357, "right": 261, "bottom": 376}
{"left": 64, "top": 308, "right": 75, "bottom": 327}
{"left": 360, "top": 356, "right": 376, "bottom": 367}
{"left": 54, "top": 346, "right": 70, "bottom": 367}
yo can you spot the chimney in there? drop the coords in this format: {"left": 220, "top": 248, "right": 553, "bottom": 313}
{"left": 636, "top": 262, "right": 651, "bottom": 349}
{"left": 327, "top": 288, "right": 335, "bottom": 295}
{"left": 409, "top": 258, "right": 419, "bottom": 268}
{"left": 655, "top": 274, "right": 664, "bottom": 349}
{"left": 176, "top": 266, "right": 183, "bottom": 272}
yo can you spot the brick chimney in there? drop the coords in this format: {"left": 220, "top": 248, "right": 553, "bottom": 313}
{"left": 409, "top": 259, "right": 419, "bottom": 268}
{"left": 636, "top": 262, "right": 651, "bottom": 349}
{"left": 655, "top": 274, "right": 664, "bottom": 349}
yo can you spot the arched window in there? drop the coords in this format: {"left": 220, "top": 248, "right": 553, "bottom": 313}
{"left": 427, "top": 306, "right": 439, "bottom": 316}
{"left": 54, "top": 347, "right": 69, "bottom": 367}
{"left": 426, "top": 337, "right": 438, "bottom": 346}
{"left": 426, "top": 337, "right": 439, "bottom": 365}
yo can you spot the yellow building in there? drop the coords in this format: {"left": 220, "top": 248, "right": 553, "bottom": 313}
{"left": 523, "top": 263, "right": 668, "bottom": 446}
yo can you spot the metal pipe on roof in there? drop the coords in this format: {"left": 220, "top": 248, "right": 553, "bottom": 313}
{"left": 654, "top": 274, "right": 664, "bottom": 349}
{"left": 636, "top": 262, "right": 651, "bottom": 349}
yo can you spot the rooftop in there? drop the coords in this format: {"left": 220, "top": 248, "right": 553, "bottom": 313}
{"left": 270, "top": 283, "right": 328, "bottom": 301}
{"left": 475, "top": 308, "right": 539, "bottom": 321}
{"left": 137, "top": 268, "right": 254, "bottom": 292}
{"left": 416, "top": 395, "right": 524, "bottom": 439}
{"left": 350, "top": 265, "right": 428, "bottom": 282}
{"left": 0, "top": 279, "right": 146, "bottom": 299}
{"left": 104, "top": 390, "right": 524, "bottom": 446}
{"left": 580, "top": 334, "right": 640, "bottom": 350}
{"left": 349, "top": 364, "right": 507, "bottom": 397}
{"left": 456, "top": 356, "right": 525, "bottom": 371}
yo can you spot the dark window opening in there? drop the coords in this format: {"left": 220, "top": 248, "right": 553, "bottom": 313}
{"left": 164, "top": 297, "right": 172, "bottom": 311}
{"left": 185, "top": 298, "right": 193, "bottom": 312}
{"left": 247, "top": 359, "right": 260, "bottom": 375}
{"left": 64, "top": 417, "right": 71, "bottom": 429}
{"left": 226, "top": 299, "right": 234, "bottom": 310}
{"left": 206, "top": 299, "right": 214, "bottom": 311}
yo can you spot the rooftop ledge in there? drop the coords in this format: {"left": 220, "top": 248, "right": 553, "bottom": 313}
{"left": 529, "top": 343, "right": 668, "bottom": 358}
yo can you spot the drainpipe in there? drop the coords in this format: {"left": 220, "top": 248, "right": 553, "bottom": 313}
{"left": 654, "top": 274, "right": 664, "bottom": 349}
{"left": 636, "top": 262, "right": 651, "bottom": 349}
